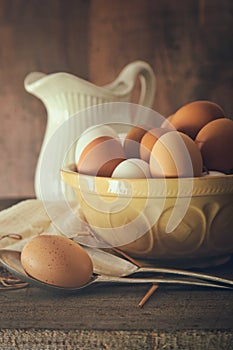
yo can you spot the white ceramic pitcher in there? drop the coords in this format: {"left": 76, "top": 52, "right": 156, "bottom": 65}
{"left": 24, "top": 60, "right": 156, "bottom": 199}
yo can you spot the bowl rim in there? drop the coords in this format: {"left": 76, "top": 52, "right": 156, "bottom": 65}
{"left": 61, "top": 167, "right": 233, "bottom": 198}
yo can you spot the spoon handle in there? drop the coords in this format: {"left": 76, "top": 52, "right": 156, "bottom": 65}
{"left": 135, "top": 267, "right": 233, "bottom": 287}
{"left": 96, "top": 275, "right": 232, "bottom": 290}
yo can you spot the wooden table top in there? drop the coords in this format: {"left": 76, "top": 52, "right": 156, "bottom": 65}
{"left": 0, "top": 198, "right": 233, "bottom": 331}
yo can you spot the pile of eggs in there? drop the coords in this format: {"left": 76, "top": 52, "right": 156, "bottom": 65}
{"left": 74, "top": 100, "right": 233, "bottom": 179}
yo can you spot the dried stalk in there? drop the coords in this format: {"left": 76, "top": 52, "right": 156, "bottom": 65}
{"left": 112, "top": 247, "right": 159, "bottom": 307}
{"left": 0, "top": 233, "right": 28, "bottom": 290}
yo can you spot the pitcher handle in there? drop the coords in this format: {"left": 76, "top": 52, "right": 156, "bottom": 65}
{"left": 115, "top": 60, "right": 156, "bottom": 108}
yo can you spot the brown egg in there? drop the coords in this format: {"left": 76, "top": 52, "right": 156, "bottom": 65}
{"left": 140, "top": 127, "right": 170, "bottom": 162}
{"left": 124, "top": 124, "right": 152, "bottom": 158}
{"left": 78, "top": 136, "right": 126, "bottom": 177}
{"left": 167, "top": 114, "right": 174, "bottom": 121}
{"left": 150, "top": 131, "right": 203, "bottom": 178}
{"left": 170, "top": 100, "right": 225, "bottom": 139}
{"left": 97, "top": 158, "right": 125, "bottom": 177}
{"left": 195, "top": 118, "right": 233, "bottom": 172}
{"left": 161, "top": 114, "right": 176, "bottom": 129}
{"left": 21, "top": 235, "right": 93, "bottom": 288}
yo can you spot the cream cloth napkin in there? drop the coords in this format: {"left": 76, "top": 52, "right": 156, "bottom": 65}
{"left": 0, "top": 199, "right": 96, "bottom": 251}
{"left": 0, "top": 200, "right": 52, "bottom": 251}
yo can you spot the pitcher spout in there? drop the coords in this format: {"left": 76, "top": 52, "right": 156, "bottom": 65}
{"left": 24, "top": 72, "right": 47, "bottom": 98}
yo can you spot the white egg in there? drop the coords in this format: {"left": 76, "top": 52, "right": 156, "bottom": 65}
{"left": 111, "top": 158, "right": 151, "bottom": 178}
{"left": 75, "top": 124, "right": 119, "bottom": 164}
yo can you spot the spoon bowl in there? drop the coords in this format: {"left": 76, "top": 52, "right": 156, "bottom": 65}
{"left": 0, "top": 250, "right": 91, "bottom": 293}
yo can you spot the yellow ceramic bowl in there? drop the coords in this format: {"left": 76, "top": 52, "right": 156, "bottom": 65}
{"left": 61, "top": 168, "right": 233, "bottom": 267}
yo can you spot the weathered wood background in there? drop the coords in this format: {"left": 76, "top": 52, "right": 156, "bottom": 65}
{"left": 0, "top": 0, "right": 232, "bottom": 197}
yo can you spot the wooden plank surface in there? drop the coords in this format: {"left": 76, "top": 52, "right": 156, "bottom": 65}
{"left": 1, "top": 281, "right": 233, "bottom": 331}
{"left": 0, "top": 198, "right": 233, "bottom": 331}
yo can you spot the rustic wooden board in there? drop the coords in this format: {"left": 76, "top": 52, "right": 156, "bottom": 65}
{"left": 0, "top": 270, "right": 233, "bottom": 331}
{"left": 0, "top": 328, "right": 232, "bottom": 350}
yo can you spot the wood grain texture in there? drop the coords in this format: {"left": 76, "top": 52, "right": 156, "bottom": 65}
{"left": 1, "top": 283, "right": 233, "bottom": 331}
{"left": 0, "top": 0, "right": 90, "bottom": 197}
{"left": 89, "top": 0, "right": 233, "bottom": 116}
{"left": 0, "top": 329, "right": 233, "bottom": 350}
{"left": 0, "top": 0, "right": 232, "bottom": 197}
